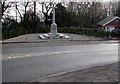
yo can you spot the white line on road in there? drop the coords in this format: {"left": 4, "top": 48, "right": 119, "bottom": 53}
{"left": 2, "top": 43, "right": 118, "bottom": 60}
{"left": 2, "top": 51, "right": 79, "bottom": 60}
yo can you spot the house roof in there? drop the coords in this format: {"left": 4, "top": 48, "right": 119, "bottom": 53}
{"left": 98, "top": 16, "right": 120, "bottom": 26}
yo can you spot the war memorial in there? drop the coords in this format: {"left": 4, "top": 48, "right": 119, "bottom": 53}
{"left": 39, "top": 4, "right": 70, "bottom": 39}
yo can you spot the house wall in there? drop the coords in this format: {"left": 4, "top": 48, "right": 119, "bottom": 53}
{"left": 105, "top": 19, "right": 120, "bottom": 29}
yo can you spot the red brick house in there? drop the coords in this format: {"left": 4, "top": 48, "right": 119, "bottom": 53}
{"left": 97, "top": 16, "right": 120, "bottom": 31}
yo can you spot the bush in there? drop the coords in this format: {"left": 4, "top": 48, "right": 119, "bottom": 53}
{"left": 2, "top": 26, "right": 109, "bottom": 40}
{"left": 111, "top": 30, "right": 120, "bottom": 37}
{"left": 2, "top": 26, "right": 50, "bottom": 40}
{"left": 58, "top": 27, "right": 107, "bottom": 38}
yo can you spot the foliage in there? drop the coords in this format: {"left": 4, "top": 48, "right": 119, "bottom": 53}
{"left": 2, "top": 16, "right": 50, "bottom": 39}
{"left": 111, "top": 30, "right": 120, "bottom": 38}
{"left": 22, "top": 10, "right": 41, "bottom": 32}
{"left": 2, "top": 25, "right": 50, "bottom": 39}
{"left": 55, "top": 3, "right": 71, "bottom": 27}
{"left": 115, "top": 1, "right": 120, "bottom": 17}
{"left": 58, "top": 27, "right": 108, "bottom": 38}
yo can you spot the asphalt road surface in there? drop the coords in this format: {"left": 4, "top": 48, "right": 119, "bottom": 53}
{"left": 2, "top": 41, "right": 118, "bottom": 82}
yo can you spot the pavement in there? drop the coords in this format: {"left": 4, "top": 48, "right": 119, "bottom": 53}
{"left": 31, "top": 62, "right": 118, "bottom": 82}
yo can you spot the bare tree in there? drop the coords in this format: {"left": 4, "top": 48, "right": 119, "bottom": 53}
{"left": 14, "top": 2, "right": 22, "bottom": 21}
{"left": 39, "top": 1, "right": 54, "bottom": 26}
{"left": 14, "top": 1, "right": 30, "bottom": 22}
{"left": 33, "top": 1, "right": 36, "bottom": 20}
{"left": 2, "top": 0, "right": 13, "bottom": 16}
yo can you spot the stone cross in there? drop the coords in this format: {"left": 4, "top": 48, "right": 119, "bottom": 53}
{"left": 50, "top": 4, "right": 58, "bottom": 35}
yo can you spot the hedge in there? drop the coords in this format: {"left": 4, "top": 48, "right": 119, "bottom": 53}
{"left": 3, "top": 26, "right": 119, "bottom": 40}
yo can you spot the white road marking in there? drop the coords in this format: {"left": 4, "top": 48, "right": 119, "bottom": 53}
{"left": 7, "top": 57, "right": 12, "bottom": 59}
{"left": 2, "top": 43, "right": 118, "bottom": 60}
{"left": 3, "top": 51, "right": 79, "bottom": 60}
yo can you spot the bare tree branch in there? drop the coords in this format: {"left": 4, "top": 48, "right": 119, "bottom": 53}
{"left": 2, "top": 0, "right": 13, "bottom": 16}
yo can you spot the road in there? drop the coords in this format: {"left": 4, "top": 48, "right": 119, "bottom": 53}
{"left": 2, "top": 41, "right": 118, "bottom": 82}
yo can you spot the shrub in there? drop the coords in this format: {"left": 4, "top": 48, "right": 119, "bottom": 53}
{"left": 2, "top": 26, "right": 109, "bottom": 40}
{"left": 58, "top": 27, "right": 108, "bottom": 38}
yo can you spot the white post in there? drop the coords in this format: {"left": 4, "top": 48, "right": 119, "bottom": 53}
{"left": 53, "top": 5, "right": 55, "bottom": 24}
{"left": 50, "top": 4, "right": 57, "bottom": 35}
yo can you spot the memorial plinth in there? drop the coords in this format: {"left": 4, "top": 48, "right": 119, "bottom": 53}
{"left": 39, "top": 4, "right": 70, "bottom": 39}
{"left": 51, "top": 23, "right": 57, "bottom": 34}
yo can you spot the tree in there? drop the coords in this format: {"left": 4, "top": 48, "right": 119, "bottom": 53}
{"left": 22, "top": 10, "right": 40, "bottom": 32}
{"left": 2, "top": 17, "right": 18, "bottom": 39}
{"left": 115, "top": 1, "right": 120, "bottom": 17}
{"left": 2, "top": 0, "right": 13, "bottom": 16}
{"left": 40, "top": 2, "right": 54, "bottom": 26}
{"left": 67, "top": 2, "right": 79, "bottom": 27}
{"left": 0, "top": 1, "right": 2, "bottom": 20}
{"left": 55, "top": 3, "right": 70, "bottom": 27}
{"left": 14, "top": 1, "right": 30, "bottom": 22}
